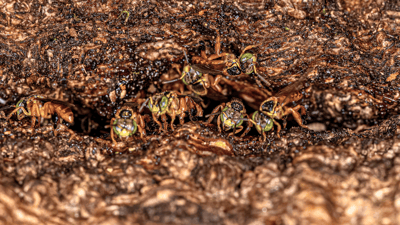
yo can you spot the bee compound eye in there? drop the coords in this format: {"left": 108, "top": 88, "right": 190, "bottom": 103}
{"left": 231, "top": 102, "right": 243, "bottom": 112}
{"left": 160, "top": 96, "right": 168, "bottom": 110}
{"left": 227, "top": 65, "right": 241, "bottom": 76}
{"left": 262, "top": 101, "right": 275, "bottom": 112}
{"left": 240, "top": 53, "right": 253, "bottom": 63}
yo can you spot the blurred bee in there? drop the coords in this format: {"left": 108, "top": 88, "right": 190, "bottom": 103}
{"left": 5, "top": 95, "right": 79, "bottom": 140}
{"left": 205, "top": 98, "right": 252, "bottom": 137}
{"left": 139, "top": 91, "right": 203, "bottom": 132}
{"left": 6, "top": 95, "right": 74, "bottom": 128}
{"left": 162, "top": 51, "right": 223, "bottom": 96}
{"left": 259, "top": 75, "right": 309, "bottom": 138}
{"left": 110, "top": 106, "right": 149, "bottom": 144}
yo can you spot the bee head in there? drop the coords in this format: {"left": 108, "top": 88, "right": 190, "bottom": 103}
{"left": 230, "top": 100, "right": 244, "bottom": 113}
{"left": 119, "top": 109, "right": 133, "bottom": 119}
{"left": 261, "top": 100, "right": 275, "bottom": 113}
{"left": 226, "top": 60, "right": 241, "bottom": 76}
{"left": 239, "top": 53, "right": 255, "bottom": 74}
{"left": 16, "top": 98, "right": 27, "bottom": 116}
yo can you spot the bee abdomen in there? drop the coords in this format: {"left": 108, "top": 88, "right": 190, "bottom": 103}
{"left": 56, "top": 105, "right": 74, "bottom": 123}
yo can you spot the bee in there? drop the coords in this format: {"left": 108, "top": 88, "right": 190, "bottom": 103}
{"left": 110, "top": 106, "right": 149, "bottom": 144}
{"left": 162, "top": 51, "right": 223, "bottom": 96}
{"left": 139, "top": 91, "right": 203, "bottom": 132}
{"left": 6, "top": 95, "right": 74, "bottom": 128}
{"left": 249, "top": 111, "right": 274, "bottom": 142}
{"left": 205, "top": 98, "right": 252, "bottom": 137}
{"left": 237, "top": 46, "right": 272, "bottom": 88}
{"left": 259, "top": 75, "right": 309, "bottom": 138}
{"left": 192, "top": 32, "right": 271, "bottom": 90}
{"left": 5, "top": 95, "right": 79, "bottom": 140}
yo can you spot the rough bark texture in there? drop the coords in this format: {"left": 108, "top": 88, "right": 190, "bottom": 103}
{"left": 1, "top": 0, "right": 400, "bottom": 224}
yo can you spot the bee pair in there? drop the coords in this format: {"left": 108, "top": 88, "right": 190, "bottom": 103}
{"left": 205, "top": 98, "right": 274, "bottom": 141}
{"left": 163, "top": 33, "right": 270, "bottom": 96}
{"left": 257, "top": 75, "right": 310, "bottom": 139}
{"left": 110, "top": 91, "right": 203, "bottom": 144}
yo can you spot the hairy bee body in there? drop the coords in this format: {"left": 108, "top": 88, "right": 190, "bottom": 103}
{"left": 9, "top": 95, "right": 74, "bottom": 128}
{"left": 206, "top": 98, "right": 251, "bottom": 137}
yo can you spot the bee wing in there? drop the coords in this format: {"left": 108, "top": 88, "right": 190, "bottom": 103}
{"left": 176, "top": 93, "right": 204, "bottom": 103}
{"left": 38, "top": 98, "right": 73, "bottom": 106}
{"left": 274, "top": 61, "right": 324, "bottom": 98}
{"left": 40, "top": 98, "right": 92, "bottom": 115}
{"left": 274, "top": 75, "right": 308, "bottom": 98}
{"left": 191, "top": 64, "right": 223, "bottom": 75}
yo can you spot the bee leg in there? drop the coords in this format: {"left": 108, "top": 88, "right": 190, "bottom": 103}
{"left": 240, "top": 45, "right": 257, "bottom": 55}
{"left": 211, "top": 75, "right": 224, "bottom": 93}
{"left": 194, "top": 101, "right": 203, "bottom": 117}
{"left": 235, "top": 126, "right": 243, "bottom": 134}
{"left": 152, "top": 113, "right": 163, "bottom": 132}
{"left": 283, "top": 117, "right": 287, "bottom": 129}
{"left": 110, "top": 118, "right": 117, "bottom": 144}
{"left": 181, "top": 97, "right": 189, "bottom": 122}
{"left": 240, "top": 116, "right": 252, "bottom": 138}
{"left": 208, "top": 54, "right": 231, "bottom": 62}
{"left": 206, "top": 104, "right": 224, "bottom": 124}
{"left": 53, "top": 125, "right": 58, "bottom": 137}
{"left": 137, "top": 125, "right": 147, "bottom": 141}
{"left": 201, "top": 50, "right": 208, "bottom": 60}
{"left": 138, "top": 115, "right": 148, "bottom": 139}
{"left": 173, "top": 65, "right": 185, "bottom": 95}
{"left": 161, "top": 114, "right": 168, "bottom": 131}
{"left": 217, "top": 115, "right": 222, "bottom": 133}
{"left": 6, "top": 107, "right": 23, "bottom": 120}
{"left": 262, "top": 132, "right": 267, "bottom": 142}
{"left": 67, "top": 129, "right": 81, "bottom": 142}
{"left": 31, "top": 117, "right": 36, "bottom": 129}
{"left": 172, "top": 63, "right": 182, "bottom": 75}
{"left": 169, "top": 111, "right": 177, "bottom": 131}
{"left": 253, "top": 75, "right": 265, "bottom": 88}
{"left": 38, "top": 117, "right": 44, "bottom": 128}
{"left": 229, "top": 126, "right": 243, "bottom": 137}
{"left": 273, "top": 120, "right": 282, "bottom": 138}
{"left": 285, "top": 106, "right": 309, "bottom": 129}
{"left": 203, "top": 74, "right": 211, "bottom": 89}
{"left": 299, "top": 105, "right": 307, "bottom": 115}
{"left": 187, "top": 97, "right": 203, "bottom": 118}
{"left": 215, "top": 33, "right": 221, "bottom": 56}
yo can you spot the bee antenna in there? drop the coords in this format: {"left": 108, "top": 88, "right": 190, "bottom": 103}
{"left": 162, "top": 78, "right": 181, "bottom": 84}
{"left": 255, "top": 72, "right": 272, "bottom": 87}
{"left": 205, "top": 112, "right": 221, "bottom": 118}
{"left": 139, "top": 98, "right": 149, "bottom": 113}
{"left": 239, "top": 117, "right": 257, "bottom": 124}
{"left": 183, "top": 50, "right": 190, "bottom": 64}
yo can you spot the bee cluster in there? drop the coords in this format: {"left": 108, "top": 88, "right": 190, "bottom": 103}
{"left": 3, "top": 33, "right": 310, "bottom": 150}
